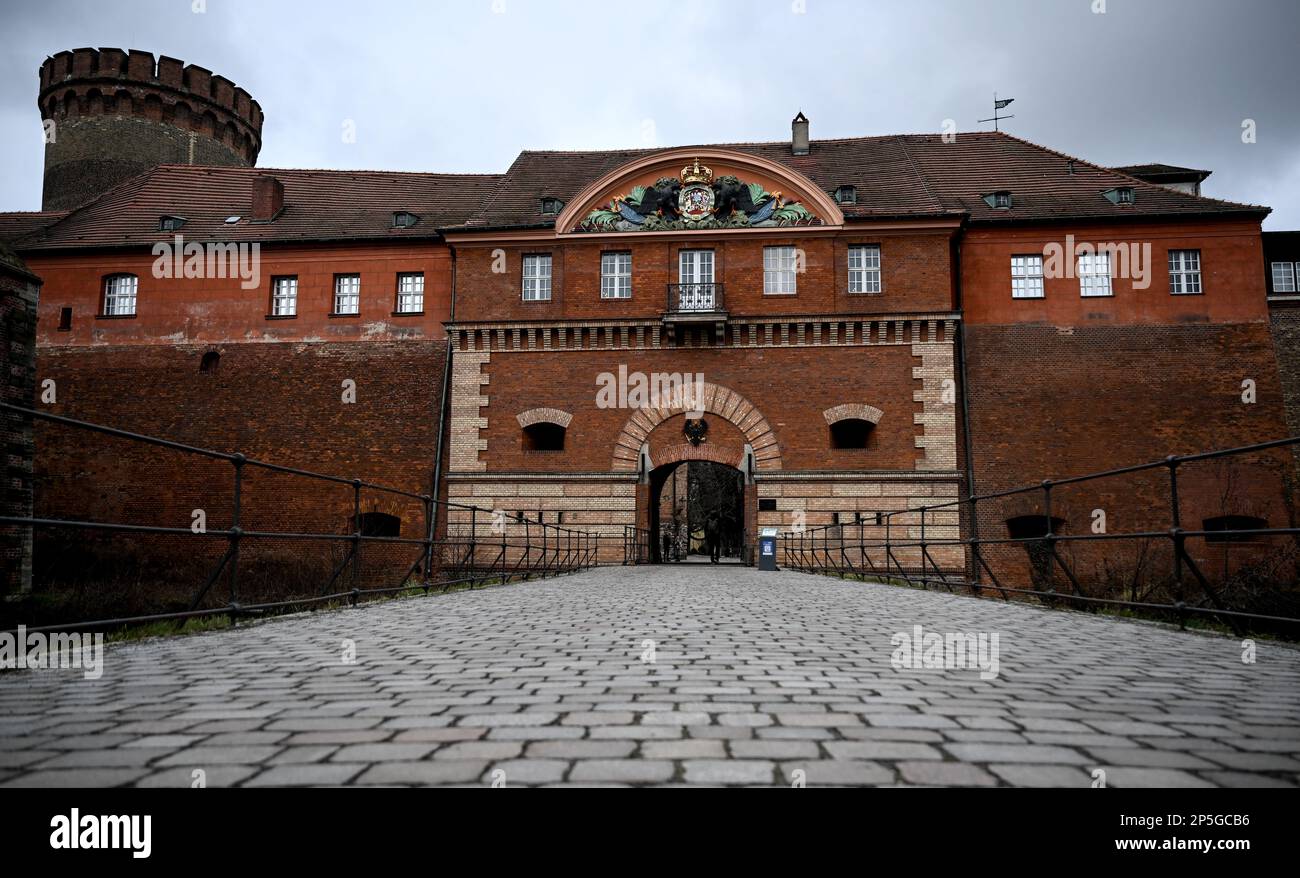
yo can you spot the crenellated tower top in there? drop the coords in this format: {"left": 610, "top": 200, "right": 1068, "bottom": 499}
{"left": 37, "top": 48, "right": 263, "bottom": 210}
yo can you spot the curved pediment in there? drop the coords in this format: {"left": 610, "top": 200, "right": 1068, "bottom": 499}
{"left": 556, "top": 147, "right": 844, "bottom": 235}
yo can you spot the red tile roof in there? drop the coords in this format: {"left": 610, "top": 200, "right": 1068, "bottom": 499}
{"left": 458, "top": 132, "right": 1267, "bottom": 230}
{"left": 14, "top": 166, "right": 502, "bottom": 251}
{"left": 0, "top": 211, "right": 68, "bottom": 245}
{"left": 9, "top": 132, "right": 1267, "bottom": 251}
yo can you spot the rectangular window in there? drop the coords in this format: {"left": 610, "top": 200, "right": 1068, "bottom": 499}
{"left": 1272, "top": 261, "right": 1297, "bottom": 294}
{"left": 271, "top": 276, "right": 298, "bottom": 316}
{"left": 333, "top": 274, "right": 360, "bottom": 314}
{"left": 522, "top": 254, "right": 552, "bottom": 301}
{"left": 102, "top": 275, "right": 138, "bottom": 316}
{"left": 847, "top": 244, "right": 882, "bottom": 294}
{"left": 679, "top": 249, "right": 714, "bottom": 284}
{"left": 58, "top": 307, "right": 72, "bottom": 331}
{"left": 1078, "top": 252, "right": 1113, "bottom": 297}
{"left": 396, "top": 272, "right": 424, "bottom": 313}
{"left": 1168, "top": 250, "right": 1202, "bottom": 295}
{"left": 600, "top": 252, "right": 632, "bottom": 299}
{"left": 677, "top": 249, "right": 716, "bottom": 311}
{"left": 763, "top": 245, "right": 798, "bottom": 295}
{"left": 1010, "top": 255, "right": 1045, "bottom": 299}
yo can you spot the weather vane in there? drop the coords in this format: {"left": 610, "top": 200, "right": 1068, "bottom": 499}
{"left": 978, "top": 93, "right": 1015, "bottom": 131}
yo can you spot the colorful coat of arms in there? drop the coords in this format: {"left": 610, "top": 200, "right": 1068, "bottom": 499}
{"left": 578, "top": 158, "right": 817, "bottom": 232}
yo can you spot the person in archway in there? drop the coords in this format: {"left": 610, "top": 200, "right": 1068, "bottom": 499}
{"left": 662, "top": 531, "right": 673, "bottom": 564}
{"left": 705, "top": 512, "right": 721, "bottom": 563}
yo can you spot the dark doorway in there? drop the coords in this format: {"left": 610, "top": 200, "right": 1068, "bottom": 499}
{"left": 649, "top": 460, "right": 745, "bottom": 564}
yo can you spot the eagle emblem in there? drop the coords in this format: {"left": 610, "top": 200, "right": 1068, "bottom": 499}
{"left": 683, "top": 418, "right": 708, "bottom": 446}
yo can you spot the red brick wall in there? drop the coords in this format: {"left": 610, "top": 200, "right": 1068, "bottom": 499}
{"left": 963, "top": 322, "right": 1296, "bottom": 590}
{"left": 2, "top": 266, "right": 40, "bottom": 595}
{"left": 961, "top": 219, "right": 1269, "bottom": 326}
{"left": 957, "top": 216, "right": 1296, "bottom": 595}
{"left": 25, "top": 240, "right": 453, "bottom": 347}
{"left": 476, "top": 345, "right": 927, "bottom": 473}
{"left": 451, "top": 227, "right": 956, "bottom": 323}
{"left": 1268, "top": 307, "right": 1300, "bottom": 439}
{"left": 30, "top": 340, "right": 448, "bottom": 606}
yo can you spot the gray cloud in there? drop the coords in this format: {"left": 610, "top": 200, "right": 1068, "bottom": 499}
{"left": 2, "top": 0, "right": 1296, "bottom": 228}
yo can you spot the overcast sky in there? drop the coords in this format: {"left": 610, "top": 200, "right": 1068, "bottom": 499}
{"left": 2, "top": 0, "right": 1297, "bottom": 228}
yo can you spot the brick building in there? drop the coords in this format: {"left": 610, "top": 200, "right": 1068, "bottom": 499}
{"left": 2, "top": 48, "right": 1295, "bottom": 594}
{"left": 0, "top": 240, "right": 42, "bottom": 594}
{"left": 1265, "top": 231, "right": 1300, "bottom": 439}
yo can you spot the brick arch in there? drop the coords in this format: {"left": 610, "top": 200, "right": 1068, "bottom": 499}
{"left": 995, "top": 494, "right": 1076, "bottom": 531}
{"left": 611, "top": 382, "right": 781, "bottom": 472}
{"left": 651, "top": 442, "right": 744, "bottom": 471}
{"left": 823, "top": 403, "right": 884, "bottom": 425}
{"left": 516, "top": 407, "right": 572, "bottom": 429}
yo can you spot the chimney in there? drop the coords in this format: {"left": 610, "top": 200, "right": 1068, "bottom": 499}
{"left": 251, "top": 174, "right": 284, "bottom": 221}
{"left": 792, "top": 111, "right": 809, "bottom": 156}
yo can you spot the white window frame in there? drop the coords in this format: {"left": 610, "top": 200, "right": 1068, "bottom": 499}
{"left": 763, "top": 246, "right": 798, "bottom": 295}
{"left": 271, "top": 276, "right": 298, "bottom": 316}
{"left": 396, "top": 272, "right": 424, "bottom": 313}
{"left": 1010, "top": 255, "right": 1045, "bottom": 299}
{"left": 677, "top": 249, "right": 716, "bottom": 311}
{"left": 522, "top": 254, "right": 552, "bottom": 301}
{"left": 1272, "top": 261, "right": 1296, "bottom": 294}
{"left": 1078, "top": 252, "right": 1113, "bottom": 297}
{"left": 333, "top": 273, "right": 361, "bottom": 315}
{"left": 102, "top": 274, "right": 138, "bottom": 316}
{"left": 848, "top": 244, "right": 882, "bottom": 294}
{"left": 600, "top": 252, "right": 632, "bottom": 299}
{"left": 678, "top": 249, "right": 714, "bottom": 285}
{"left": 1168, "top": 250, "right": 1202, "bottom": 295}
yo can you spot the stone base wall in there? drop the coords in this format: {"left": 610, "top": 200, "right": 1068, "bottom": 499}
{"left": 445, "top": 476, "right": 638, "bottom": 564}
{"left": 758, "top": 476, "right": 964, "bottom": 572}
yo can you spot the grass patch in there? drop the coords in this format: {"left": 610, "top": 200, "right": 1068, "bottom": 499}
{"left": 14, "top": 568, "right": 584, "bottom": 645}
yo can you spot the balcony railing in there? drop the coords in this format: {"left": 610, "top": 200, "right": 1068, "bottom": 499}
{"left": 666, "top": 282, "right": 724, "bottom": 314}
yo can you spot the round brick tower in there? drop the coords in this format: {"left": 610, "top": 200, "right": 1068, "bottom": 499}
{"left": 37, "top": 48, "right": 263, "bottom": 211}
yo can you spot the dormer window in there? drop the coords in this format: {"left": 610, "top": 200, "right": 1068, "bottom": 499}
{"left": 540, "top": 197, "right": 564, "bottom": 216}
{"left": 983, "top": 191, "right": 1013, "bottom": 209}
{"left": 834, "top": 185, "right": 857, "bottom": 205}
{"left": 1103, "top": 187, "right": 1135, "bottom": 205}
{"left": 392, "top": 211, "right": 419, "bottom": 228}
{"left": 159, "top": 215, "right": 187, "bottom": 232}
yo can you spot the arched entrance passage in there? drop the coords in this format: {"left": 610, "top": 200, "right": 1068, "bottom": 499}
{"left": 649, "top": 459, "right": 747, "bottom": 564}
{"left": 612, "top": 381, "right": 779, "bottom": 565}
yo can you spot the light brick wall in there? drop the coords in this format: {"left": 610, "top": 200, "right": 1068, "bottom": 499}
{"left": 446, "top": 477, "right": 638, "bottom": 563}
{"left": 758, "top": 477, "right": 964, "bottom": 572}
{"left": 912, "top": 341, "right": 958, "bottom": 471}
{"left": 450, "top": 351, "right": 489, "bottom": 472}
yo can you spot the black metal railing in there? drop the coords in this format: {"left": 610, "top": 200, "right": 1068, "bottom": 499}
{"left": 0, "top": 402, "right": 622, "bottom": 634}
{"left": 778, "top": 436, "right": 1300, "bottom": 635}
{"left": 666, "top": 282, "right": 724, "bottom": 314}
{"left": 624, "top": 526, "right": 651, "bottom": 565}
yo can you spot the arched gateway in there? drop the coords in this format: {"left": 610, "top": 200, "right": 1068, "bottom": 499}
{"left": 610, "top": 380, "right": 782, "bottom": 472}
{"left": 611, "top": 381, "right": 780, "bottom": 563}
